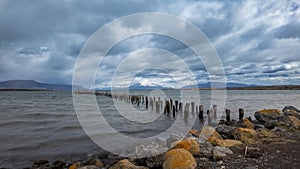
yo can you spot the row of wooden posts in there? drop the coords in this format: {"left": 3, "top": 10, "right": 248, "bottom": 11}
{"left": 93, "top": 91, "right": 245, "bottom": 122}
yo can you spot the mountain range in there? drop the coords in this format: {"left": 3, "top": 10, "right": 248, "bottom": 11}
{"left": 182, "top": 82, "right": 257, "bottom": 89}
{"left": 0, "top": 80, "right": 83, "bottom": 91}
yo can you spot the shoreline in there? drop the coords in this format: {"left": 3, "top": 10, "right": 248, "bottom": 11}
{"left": 7, "top": 106, "right": 299, "bottom": 169}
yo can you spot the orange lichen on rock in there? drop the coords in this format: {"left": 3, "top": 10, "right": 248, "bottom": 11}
{"left": 163, "top": 148, "right": 197, "bottom": 169}
{"left": 199, "top": 126, "right": 223, "bottom": 144}
{"left": 174, "top": 138, "right": 200, "bottom": 155}
{"left": 214, "top": 139, "right": 243, "bottom": 147}
{"left": 69, "top": 162, "right": 80, "bottom": 169}
{"left": 233, "top": 127, "right": 258, "bottom": 144}
{"left": 242, "top": 118, "right": 254, "bottom": 129}
{"left": 188, "top": 129, "right": 200, "bottom": 137}
{"left": 109, "top": 159, "right": 148, "bottom": 169}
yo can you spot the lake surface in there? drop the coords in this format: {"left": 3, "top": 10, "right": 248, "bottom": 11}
{"left": 0, "top": 90, "right": 299, "bottom": 168}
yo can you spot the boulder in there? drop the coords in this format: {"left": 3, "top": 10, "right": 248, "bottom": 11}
{"left": 51, "top": 160, "right": 67, "bottom": 169}
{"left": 254, "top": 109, "right": 283, "bottom": 124}
{"left": 212, "top": 146, "right": 233, "bottom": 161}
{"left": 145, "top": 154, "right": 164, "bottom": 169}
{"left": 163, "top": 148, "right": 197, "bottom": 169}
{"left": 174, "top": 137, "right": 200, "bottom": 155}
{"left": 199, "top": 142, "right": 213, "bottom": 158}
{"left": 199, "top": 126, "right": 223, "bottom": 144}
{"left": 86, "top": 159, "right": 103, "bottom": 168}
{"left": 242, "top": 118, "right": 254, "bottom": 129}
{"left": 78, "top": 166, "right": 100, "bottom": 169}
{"left": 109, "top": 159, "right": 148, "bottom": 169}
{"left": 69, "top": 162, "right": 80, "bottom": 169}
{"left": 135, "top": 142, "right": 168, "bottom": 157}
{"left": 282, "top": 106, "right": 300, "bottom": 119}
{"left": 214, "top": 139, "right": 243, "bottom": 147}
{"left": 233, "top": 128, "right": 258, "bottom": 144}
{"left": 215, "top": 124, "right": 236, "bottom": 139}
{"left": 166, "top": 133, "right": 184, "bottom": 148}
{"left": 287, "top": 115, "right": 300, "bottom": 129}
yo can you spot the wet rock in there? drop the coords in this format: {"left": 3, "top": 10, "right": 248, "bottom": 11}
{"left": 145, "top": 154, "right": 164, "bottom": 169}
{"left": 199, "top": 142, "right": 213, "bottom": 158}
{"left": 254, "top": 109, "right": 283, "bottom": 124}
{"left": 163, "top": 148, "right": 197, "bottom": 169}
{"left": 78, "top": 166, "right": 100, "bottom": 169}
{"left": 33, "top": 160, "right": 49, "bottom": 166}
{"left": 109, "top": 159, "right": 148, "bottom": 169}
{"left": 242, "top": 118, "right": 254, "bottom": 129}
{"left": 199, "top": 126, "right": 223, "bottom": 144}
{"left": 233, "top": 128, "right": 258, "bottom": 144}
{"left": 214, "top": 139, "right": 243, "bottom": 147}
{"left": 286, "top": 116, "right": 300, "bottom": 129}
{"left": 69, "top": 162, "right": 80, "bottom": 169}
{"left": 166, "top": 133, "right": 184, "bottom": 148}
{"left": 174, "top": 137, "right": 200, "bottom": 156}
{"left": 51, "top": 160, "right": 67, "bottom": 169}
{"left": 282, "top": 106, "right": 300, "bottom": 119}
{"left": 86, "top": 159, "right": 103, "bottom": 168}
{"left": 212, "top": 146, "right": 233, "bottom": 161}
{"left": 215, "top": 124, "right": 236, "bottom": 139}
{"left": 188, "top": 129, "right": 200, "bottom": 138}
{"left": 135, "top": 142, "right": 168, "bottom": 157}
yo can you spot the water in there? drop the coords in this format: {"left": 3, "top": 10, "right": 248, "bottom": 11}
{"left": 0, "top": 90, "right": 299, "bottom": 168}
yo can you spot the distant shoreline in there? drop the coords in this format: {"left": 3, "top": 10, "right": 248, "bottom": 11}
{"left": 0, "top": 89, "right": 57, "bottom": 91}
{"left": 1, "top": 85, "right": 300, "bottom": 91}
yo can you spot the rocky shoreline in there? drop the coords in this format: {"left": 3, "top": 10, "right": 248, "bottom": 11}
{"left": 5, "top": 106, "right": 300, "bottom": 169}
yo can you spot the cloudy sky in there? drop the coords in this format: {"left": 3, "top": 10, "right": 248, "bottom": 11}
{"left": 0, "top": 0, "right": 299, "bottom": 88}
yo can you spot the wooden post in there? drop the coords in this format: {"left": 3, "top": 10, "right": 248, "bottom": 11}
{"left": 239, "top": 108, "right": 244, "bottom": 120}
{"left": 172, "top": 105, "right": 176, "bottom": 118}
{"left": 226, "top": 109, "right": 231, "bottom": 122}
{"left": 175, "top": 100, "right": 178, "bottom": 112}
{"left": 196, "top": 106, "right": 198, "bottom": 115}
{"left": 145, "top": 96, "right": 148, "bottom": 109}
{"left": 164, "top": 101, "right": 170, "bottom": 114}
{"left": 213, "top": 105, "right": 217, "bottom": 119}
{"left": 199, "top": 105, "right": 204, "bottom": 121}
{"left": 170, "top": 99, "right": 173, "bottom": 110}
{"left": 179, "top": 102, "right": 182, "bottom": 112}
{"left": 207, "top": 109, "right": 212, "bottom": 125}
{"left": 191, "top": 102, "right": 195, "bottom": 113}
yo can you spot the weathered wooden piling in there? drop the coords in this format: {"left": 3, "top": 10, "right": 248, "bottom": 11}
{"left": 175, "top": 100, "right": 178, "bottom": 112}
{"left": 239, "top": 108, "right": 244, "bottom": 120}
{"left": 199, "top": 105, "right": 204, "bottom": 121}
{"left": 172, "top": 105, "right": 176, "bottom": 118}
{"left": 213, "top": 105, "right": 217, "bottom": 119}
{"left": 179, "top": 102, "right": 182, "bottom": 112}
{"left": 226, "top": 109, "right": 231, "bottom": 122}
{"left": 170, "top": 99, "right": 173, "bottom": 110}
{"left": 164, "top": 101, "right": 170, "bottom": 114}
{"left": 207, "top": 109, "right": 212, "bottom": 125}
{"left": 191, "top": 102, "right": 195, "bottom": 113}
{"left": 145, "top": 96, "right": 148, "bottom": 109}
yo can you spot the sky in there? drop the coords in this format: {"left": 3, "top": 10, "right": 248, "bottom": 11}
{"left": 0, "top": 0, "right": 299, "bottom": 88}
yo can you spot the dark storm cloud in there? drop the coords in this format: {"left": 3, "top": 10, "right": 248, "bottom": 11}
{"left": 0, "top": 0, "right": 299, "bottom": 87}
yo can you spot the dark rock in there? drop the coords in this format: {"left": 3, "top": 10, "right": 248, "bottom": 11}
{"left": 254, "top": 109, "right": 283, "bottom": 124}
{"left": 51, "top": 160, "right": 66, "bottom": 169}
{"left": 282, "top": 106, "right": 300, "bottom": 119}
{"left": 145, "top": 154, "right": 164, "bottom": 169}
{"left": 86, "top": 159, "right": 103, "bottom": 168}
{"left": 215, "top": 124, "right": 237, "bottom": 139}
{"left": 33, "top": 160, "right": 49, "bottom": 166}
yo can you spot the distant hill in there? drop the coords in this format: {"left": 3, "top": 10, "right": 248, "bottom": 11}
{"left": 182, "top": 82, "right": 256, "bottom": 89}
{"left": 0, "top": 80, "right": 84, "bottom": 91}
